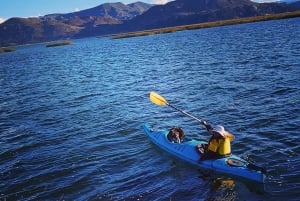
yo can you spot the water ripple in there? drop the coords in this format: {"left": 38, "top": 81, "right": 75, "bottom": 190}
{"left": 0, "top": 18, "right": 300, "bottom": 200}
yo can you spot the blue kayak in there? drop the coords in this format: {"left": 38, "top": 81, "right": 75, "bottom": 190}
{"left": 143, "top": 124, "right": 266, "bottom": 183}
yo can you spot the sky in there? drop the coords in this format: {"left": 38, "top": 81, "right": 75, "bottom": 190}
{"left": 0, "top": 0, "right": 280, "bottom": 24}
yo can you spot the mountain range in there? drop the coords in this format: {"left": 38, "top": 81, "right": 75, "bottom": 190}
{"left": 1, "top": 0, "right": 300, "bottom": 46}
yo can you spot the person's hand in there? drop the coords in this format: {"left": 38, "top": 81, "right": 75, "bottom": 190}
{"left": 200, "top": 120, "right": 207, "bottom": 125}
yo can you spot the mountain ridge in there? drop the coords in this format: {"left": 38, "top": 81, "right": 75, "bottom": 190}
{"left": 123, "top": 0, "right": 300, "bottom": 31}
{"left": 44, "top": 2, "right": 152, "bottom": 21}
{"left": 0, "top": 0, "right": 300, "bottom": 46}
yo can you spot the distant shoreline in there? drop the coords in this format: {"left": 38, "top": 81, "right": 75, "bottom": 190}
{"left": 111, "top": 11, "right": 300, "bottom": 39}
{"left": 0, "top": 47, "right": 16, "bottom": 54}
{"left": 46, "top": 41, "right": 73, "bottom": 47}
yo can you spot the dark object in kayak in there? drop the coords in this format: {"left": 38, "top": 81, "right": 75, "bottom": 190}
{"left": 143, "top": 124, "right": 266, "bottom": 183}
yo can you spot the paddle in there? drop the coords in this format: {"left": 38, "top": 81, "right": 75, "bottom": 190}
{"left": 149, "top": 91, "right": 204, "bottom": 123}
{"left": 150, "top": 91, "right": 236, "bottom": 140}
{"left": 150, "top": 91, "right": 238, "bottom": 142}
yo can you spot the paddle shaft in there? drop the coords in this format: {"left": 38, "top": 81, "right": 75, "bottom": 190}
{"left": 149, "top": 91, "right": 205, "bottom": 124}
{"left": 167, "top": 103, "right": 203, "bottom": 124}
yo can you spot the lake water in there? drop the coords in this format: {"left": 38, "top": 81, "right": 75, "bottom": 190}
{"left": 1, "top": 17, "right": 299, "bottom": 200}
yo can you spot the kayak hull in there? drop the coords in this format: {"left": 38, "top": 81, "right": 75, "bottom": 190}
{"left": 143, "top": 124, "right": 265, "bottom": 183}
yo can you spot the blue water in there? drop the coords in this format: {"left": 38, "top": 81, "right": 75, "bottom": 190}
{"left": 1, "top": 17, "right": 299, "bottom": 200}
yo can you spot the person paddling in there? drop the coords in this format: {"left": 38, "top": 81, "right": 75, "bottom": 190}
{"left": 197, "top": 120, "right": 234, "bottom": 161}
{"left": 149, "top": 91, "right": 234, "bottom": 160}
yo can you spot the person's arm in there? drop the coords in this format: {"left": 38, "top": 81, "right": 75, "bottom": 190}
{"left": 200, "top": 120, "right": 224, "bottom": 139}
{"left": 200, "top": 120, "right": 213, "bottom": 132}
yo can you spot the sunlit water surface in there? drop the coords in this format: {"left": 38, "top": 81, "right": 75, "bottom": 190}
{"left": 1, "top": 18, "right": 299, "bottom": 200}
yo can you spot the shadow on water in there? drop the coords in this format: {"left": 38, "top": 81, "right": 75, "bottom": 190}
{"left": 201, "top": 177, "right": 265, "bottom": 201}
{"left": 197, "top": 169, "right": 266, "bottom": 196}
{"left": 97, "top": 167, "right": 266, "bottom": 201}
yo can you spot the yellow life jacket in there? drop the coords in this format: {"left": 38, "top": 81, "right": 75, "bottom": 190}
{"left": 208, "top": 137, "right": 231, "bottom": 156}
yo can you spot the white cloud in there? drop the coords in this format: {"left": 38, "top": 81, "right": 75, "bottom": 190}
{"left": 0, "top": 18, "right": 6, "bottom": 24}
{"left": 152, "top": 0, "right": 173, "bottom": 5}
{"left": 75, "top": 8, "right": 80, "bottom": 12}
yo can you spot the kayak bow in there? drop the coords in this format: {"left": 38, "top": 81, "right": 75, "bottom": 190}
{"left": 143, "top": 124, "right": 266, "bottom": 183}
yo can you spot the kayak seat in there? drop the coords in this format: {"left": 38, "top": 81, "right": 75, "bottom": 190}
{"left": 197, "top": 143, "right": 228, "bottom": 161}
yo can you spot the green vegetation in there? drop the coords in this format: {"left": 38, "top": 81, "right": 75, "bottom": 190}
{"left": 46, "top": 41, "right": 73, "bottom": 47}
{"left": 0, "top": 47, "right": 16, "bottom": 54}
{"left": 112, "top": 11, "right": 300, "bottom": 39}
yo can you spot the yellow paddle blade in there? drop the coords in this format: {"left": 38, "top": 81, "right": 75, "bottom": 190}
{"left": 149, "top": 91, "right": 168, "bottom": 106}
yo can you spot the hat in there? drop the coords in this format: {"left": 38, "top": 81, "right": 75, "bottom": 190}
{"left": 214, "top": 125, "right": 227, "bottom": 137}
{"left": 214, "top": 125, "right": 234, "bottom": 141}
